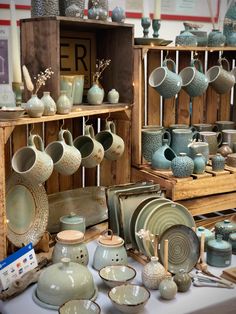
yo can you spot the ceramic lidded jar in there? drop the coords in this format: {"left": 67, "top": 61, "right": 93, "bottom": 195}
{"left": 60, "top": 212, "right": 86, "bottom": 233}
{"left": 52, "top": 230, "right": 89, "bottom": 266}
{"left": 212, "top": 153, "right": 225, "bottom": 171}
{"left": 215, "top": 219, "right": 236, "bottom": 241}
{"left": 141, "top": 256, "right": 166, "bottom": 290}
{"left": 206, "top": 234, "right": 232, "bottom": 267}
{"left": 193, "top": 153, "right": 205, "bottom": 174}
{"left": 57, "top": 90, "right": 72, "bottom": 114}
{"left": 159, "top": 275, "right": 178, "bottom": 300}
{"left": 41, "top": 91, "right": 57, "bottom": 116}
{"left": 217, "top": 142, "right": 233, "bottom": 158}
{"left": 173, "top": 269, "right": 192, "bottom": 292}
{"left": 171, "top": 152, "right": 194, "bottom": 178}
{"left": 26, "top": 94, "right": 44, "bottom": 118}
{"left": 92, "top": 229, "right": 128, "bottom": 271}
{"left": 196, "top": 226, "right": 215, "bottom": 251}
{"left": 34, "top": 258, "right": 97, "bottom": 309}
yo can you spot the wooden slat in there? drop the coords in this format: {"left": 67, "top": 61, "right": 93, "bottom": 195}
{"left": 72, "top": 117, "right": 83, "bottom": 189}
{"left": 219, "top": 93, "right": 231, "bottom": 121}
{"left": 11, "top": 125, "right": 28, "bottom": 154}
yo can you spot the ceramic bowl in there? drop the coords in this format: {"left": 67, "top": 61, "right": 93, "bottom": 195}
{"left": 0, "top": 106, "right": 25, "bottom": 120}
{"left": 108, "top": 284, "right": 150, "bottom": 313}
{"left": 99, "top": 265, "right": 136, "bottom": 288}
{"left": 59, "top": 299, "right": 101, "bottom": 314}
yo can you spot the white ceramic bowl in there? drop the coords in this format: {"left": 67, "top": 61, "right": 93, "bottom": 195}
{"left": 108, "top": 284, "right": 150, "bottom": 313}
{"left": 0, "top": 106, "right": 25, "bottom": 121}
{"left": 59, "top": 299, "right": 101, "bottom": 314}
{"left": 99, "top": 265, "right": 136, "bottom": 288}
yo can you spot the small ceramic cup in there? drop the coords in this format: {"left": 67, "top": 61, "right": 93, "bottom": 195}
{"left": 206, "top": 58, "right": 235, "bottom": 94}
{"left": 74, "top": 125, "right": 104, "bottom": 168}
{"left": 198, "top": 131, "right": 222, "bottom": 155}
{"left": 11, "top": 134, "right": 53, "bottom": 184}
{"left": 149, "top": 58, "right": 182, "bottom": 99}
{"left": 45, "top": 129, "right": 81, "bottom": 176}
{"left": 95, "top": 121, "right": 125, "bottom": 160}
{"left": 179, "top": 58, "right": 208, "bottom": 97}
{"left": 222, "top": 129, "right": 236, "bottom": 149}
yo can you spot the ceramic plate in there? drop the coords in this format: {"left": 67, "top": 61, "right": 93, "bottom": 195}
{"left": 6, "top": 173, "right": 49, "bottom": 247}
{"left": 159, "top": 224, "right": 200, "bottom": 274}
{"left": 142, "top": 202, "right": 195, "bottom": 257}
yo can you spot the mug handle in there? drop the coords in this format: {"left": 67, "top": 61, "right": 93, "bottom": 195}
{"left": 105, "top": 121, "right": 116, "bottom": 133}
{"left": 218, "top": 57, "right": 230, "bottom": 71}
{"left": 28, "top": 134, "right": 44, "bottom": 151}
{"left": 163, "top": 58, "right": 176, "bottom": 73}
{"left": 190, "top": 59, "right": 203, "bottom": 73}
{"left": 217, "top": 132, "right": 222, "bottom": 147}
{"left": 58, "top": 129, "right": 74, "bottom": 146}
{"left": 192, "top": 130, "right": 200, "bottom": 141}
{"left": 84, "top": 124, "right": 95, "bottom": 138}
{"left": 162, "top": 130, "right": 171, "bottom": 145}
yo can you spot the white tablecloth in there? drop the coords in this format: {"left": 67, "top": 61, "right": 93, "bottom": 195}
{"left": 0, "top": 241, "right": 236, "bottom": 314}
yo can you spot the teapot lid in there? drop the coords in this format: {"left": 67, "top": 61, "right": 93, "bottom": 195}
{"left": 98, "top": 229, "right": 124, "bottom": 246}
{"left": 57, "top": 230, "right": 84, "bottom": 244}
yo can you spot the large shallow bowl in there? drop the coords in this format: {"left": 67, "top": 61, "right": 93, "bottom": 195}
{"left": 59, "top": 299, "right": 101, "bottom": 314}
{"left": 108, "top": 284, "right": 150, "bottom": 313}
{"left": 99, "top": 265, "right": 136, "bottom": 288}
{"left": 0, "top": 106, "right": 25, "bottom": 120}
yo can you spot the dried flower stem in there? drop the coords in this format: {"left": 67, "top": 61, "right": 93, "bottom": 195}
{"left": 34, "top": 68, "right": 54, "bottom": 95}
{"left": 93, "top": 59, "right": 111, "bottom": 84}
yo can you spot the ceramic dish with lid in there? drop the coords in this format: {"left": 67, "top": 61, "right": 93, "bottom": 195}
{"left": 99, "top": 265, "right": 136, "bottom": 288}
{"left": 59, "top": 299, "right": 101, "bottom": 314}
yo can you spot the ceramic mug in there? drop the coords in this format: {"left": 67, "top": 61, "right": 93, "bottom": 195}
{"left": 148, "top": 58, "right": 182, "bottom": 99}
{"left": 206, "top": 58, "right": 235, "bottom": 94}
{"left": 95, "top": 121, "right": 125, "bottom": 161}
{"left": 179, "top": 59, "right": 208, "bottom": 97}
{"left": 213, "top": 120, "right": 235, "bottom": 132}
{"left": 74, "top": 125, "right": 104, "bottom": 168}
{"left": 222, "top": 129, "right": 236, "bottom": 149}
{"left": 45, "top": 129, "right": 82, "bottom": 175}
{"left": 11, "top": 134, "right": 53, "bottom": 184}
{"left": 192, "top": 123, "right": 213, "bottom": 132}
{"left": 198, "top": 131, "right": 222, "bottom": 155}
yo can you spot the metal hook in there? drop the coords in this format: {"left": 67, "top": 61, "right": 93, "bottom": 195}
{"left": 84, "top": 116, "right": 89, "bottom": 125}
{"left": 164, "top": 50, "right": 169, "bottom": 60}
{"left": 60, "top": 119, "right": 65, "bottom": 130}
{"left": 105, "top": 112, "right": 111, "bottom": 122}
{"left": 29, "top": 123, "right": 35, "bottom": 135}
{"left": 193, "top": 51, "right": 198, "bottom": 59}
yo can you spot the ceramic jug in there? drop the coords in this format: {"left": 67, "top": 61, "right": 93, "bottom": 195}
{"left": 141, "top": 256, "right": 166, "bottom": 290}
{"left": 171, "top": 128, "right": 198, "bottom": 156}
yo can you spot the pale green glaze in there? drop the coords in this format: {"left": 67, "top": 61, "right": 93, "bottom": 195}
{"left": 60, "top": 212, "right": 86, "bottom": 233}
{"left": 59, "top": 299, "right": 101, "bottom": 314}
{"left": 99, "top": 265, "right": 136, "bottom": 288}
{"left": 87, "top": 84, "right": 104, "bottom": 105}
{"left": 159, "top": 276, "right": 178, "bottom": 300}
{"left": 207, "top": 234, "right": 232, "bottom": 267}
{"left": 173, "top": 269, "right": 192, "bottom": 292}
{"left": 41, "top": 91, "right": 56, "bottom": 116}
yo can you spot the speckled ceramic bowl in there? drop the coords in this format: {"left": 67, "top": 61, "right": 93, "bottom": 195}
{"left": 99, "top": 265, "right": 136, "bottom": 288}
{"left": 59, "top": 299, "right": 101, "bottom": 314}
{"left": 108, "top": 284, "right": 150, "bottom": 313}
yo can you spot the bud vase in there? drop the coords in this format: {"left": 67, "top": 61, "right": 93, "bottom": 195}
{"left": 26, "top": 94, "right": 44, "bottom": 118}
{"left": 87, "top": 83, "right": 104, "bottom": 105}
{"left": 141, "top": 256, "right": 166, "bottom": 290}
{"left": 41, "top": 91, "right": 57, "bottom": 116}
{"left": 56, "top": 91, "right": 72, "bottom": 114}
{"left": 159, "top": 276, "right": 178, "bottom": 300}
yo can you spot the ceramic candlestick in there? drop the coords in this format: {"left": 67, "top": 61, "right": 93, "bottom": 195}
{"left": 141, "top": 17, "right": 151, "bottom": 38}
{"left": 12, "top": 82, "right": 24, "bottom": 106}
{"left": 152, "top": 19, "right": 161, "bottom": 38}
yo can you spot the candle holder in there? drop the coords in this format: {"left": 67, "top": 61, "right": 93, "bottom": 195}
{"left": 152, "top": 19, "right": 161, "bottom": 38}
{"left": 12, "top": 82, "right": 24, "bottom": 106}
{"left": 141, "top": 17, "right": 151, "bottom": 38}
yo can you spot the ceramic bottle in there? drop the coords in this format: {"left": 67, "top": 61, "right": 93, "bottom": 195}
{"left": 141, "top": 256, "right": 166, "bottom": 290}
{"left": 26, "top": 94, "right": 44, "bottom": 118}
{"left": 217, "top": 142, "right": 233, "bottom": 158}
{"left": 193, "top": 153, "right": 205, "bottom": 174}
{"left": 171, "top": 152, "right": 194, "bottom": 178}
{"left": 56, "top": 91, "right": 72, "bottom": 114}
{"left": 206, "top": 234, "right": 232, "bottom": 267}
{"left": 151, "top": 139, "right": 176, "bottom": 170}
{"left": 159, "top": 276, "right": 178, "bottom": 300}
{"left": 173, "top": 269, "right": 192, "bottom": 292}
{"left": 214, "top": 219, "right": 236, "bottom": 241}
{"left": 212, "top": 153, "right": 225, "bottom": 171}
{"left": 208, "top": 29, "right": 226, "bottom": 47}
{"left": 41, "top": 91, "right": 57, "bottom": 116}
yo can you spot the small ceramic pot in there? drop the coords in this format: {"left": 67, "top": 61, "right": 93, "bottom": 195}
{"left": 60, "top": 212, "right": 86, "bottom": 233}
{"left": 159, "top": 276, "right": 178, "bottom": 300}
{"left": 171, "top": 152, "right": 194, "bottom": 178}
{"left": 217, "top": 142, "right": 233, "bottom": 157}
{"left": 208, "top": 29, "right": 226, "bottom": 47}
{"left": 41, "top": 91, "right": 57, "bottom": 116}
{"left": 212, "top": 153, "right": 225, "bottom": 171}
{"left": 215, "top": 219, "right": 236, "bottom": 241}
{"left": 175, "top": 31, "right": 198, "bottom": 46}
{"left": 173, "top": 269, "right": 192, "bottom": 292}
{"left": 87, "top": 83, "right": 104, "bottom": 105}
{"left": 141, "top": 256, "right": 166, "bottom": 290}
{"left": 196, "top": 226, "right": 215, "bottom": 251}
{"left": 206, "top": 234, "right": 232, "bottom": 267}
{"left": 57, "top": 90, "right": 72, "bottom": 114}
{"left": 111, "top": 6, "right": 126, "bottom": 23}
{"left": 107, "top": 89, "right": 119, "bottom": 103}
{"left": 188, "top": 141, "right": 209, "bottom": 164}
{"left": 193, "top": 153, "right": 205, "bottom": 174}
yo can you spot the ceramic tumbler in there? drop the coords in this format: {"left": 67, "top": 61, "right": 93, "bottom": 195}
{"left": 11, "top": 134, "right": 53, "bottom": 184}
{"left": 149, "top": 58, "right": 182, "bottom": 99}
{"left": 213, "top": 120, "right": 235, "bottom": 132}
{"left": 192, "top": 123, "right": 213, "bottom": 132}
{"left": 222, "top": 129, "right": 236, "bottom": 149}
{"left": 198, "top": 131, "right": 222, "bottom": 155}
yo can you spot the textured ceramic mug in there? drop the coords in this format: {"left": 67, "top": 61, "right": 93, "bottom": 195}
{"left": 12, "top": 134, "right": 53, "bottom": 184}
{"left": 74, "top": 125, "right": 104, "bottom": 168}
{"left": 222, "top": 129, "right": 236, "bottom": 149}
{"left": 45, "top": 129, "right": 81, "bottom": 175}
{"left": 95, "top": 121, "right": 125, "bottom": 160}
{"left": 199, "top": 131, "right": 222, "bottom": 155}
{"left": 149, "top": 58, "right": 182, "bottom": 99}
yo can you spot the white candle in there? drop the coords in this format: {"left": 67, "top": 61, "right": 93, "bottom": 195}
{"left": 142, "top": 0, "right": 150, "bottom": 17}
{"left": 154, "top": 0, "right": 161, "bottom": 19}
{"left": 10, "top": 0, "right": 22, "bottom": 82}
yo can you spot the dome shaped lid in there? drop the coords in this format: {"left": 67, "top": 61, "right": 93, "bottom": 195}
{"left": 98, "top": 229, "right": 124, "bottom": 246}
{"left": 207, "top": 234, "right": 232, "bottom": 250}
{"left": 60, "top": 212, "right": 85, "bottom": 224}
{"left": 196, "top": 226, "right": 214, "bottom": 237}
{"left": 215, "top": 219, "right": 236, "bottom": 230}
{"left": 56, "top": 230, "right": 84, "bottom": 244}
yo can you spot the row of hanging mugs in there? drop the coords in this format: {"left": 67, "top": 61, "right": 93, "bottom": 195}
{"left": 149, "top": 57, "right": 236, "bottom": 99}
{"left": 11, "top": 121, "right": 125, "bottom": 185}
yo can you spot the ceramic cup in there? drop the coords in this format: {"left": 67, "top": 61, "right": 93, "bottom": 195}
{"left": 179, "top": 58, "right": 208, "bottom": 97}
{"left": 206, "top": 58, "right": 235, "bottom": 94}
{"left": 11, "top": 134, "right": 53, "bottom": 184}
{"left": 95, "top": 121, "right": 125, "bottom": 161}
{"left": 198, "top": 131, "right": 222, "bottom": 155}
{"left": 213, "top": 120, "right": 235, "bottom": 132}
{"left": 222, "top": 129, "right": 236, "bottom": 149}
{"left": 149, "top": 58, "right": 182, "bottom": 99}
{"left": 74, "top": 125, "right": 104, "bottom": 168}
{"left": 192, "top": 123, "right": 213, "bottom": 132}
{"left": 45, "top": 129, "right": 82, "bottom": 175}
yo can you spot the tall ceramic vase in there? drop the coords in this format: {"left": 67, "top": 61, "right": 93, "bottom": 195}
{"left": 223, "top": 1, "right": 236, "bottom": 45}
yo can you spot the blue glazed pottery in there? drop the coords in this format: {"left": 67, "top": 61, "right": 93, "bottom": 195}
{"left": 212, "top": 153, "right": 225, "bottom": 171}
{"left": 196, "top": 226, "right": 215, "bottom": 251}
{"left": 171, "top": 128, "right": 198, "bottom": 156}
{"left": 175, "top": 30, "right": 197, "bottom": 46}
{"left": 151, "top": 139, "right": 176, "bottom": 170}
{"left": 215, "top": 219, "right": 236, "bottom": 241}
{"left": 208, "top": 29, "right": 226, "bottom": 47}
{"left": 223, "top": 1, "right": 236, "bottom": 45}
{"left": 229, "top": 232, "right": 236, "bottom": 254}
{"left": 193, "top": 153, "right": 205, "bottom": 174}
{"left": 111, "top": 7, "right": 126, "bottom": 23}
{"left": 206, "top": 234, "right": 232, "bottom": 267}
{"left": 171, "top": 152, "right": 194, "bottom": 178}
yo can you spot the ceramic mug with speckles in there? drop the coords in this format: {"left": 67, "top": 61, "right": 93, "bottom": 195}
{"left": 74, "top": 125, "right": 104, "bottom": 168}
{"left": 95, "top": 121, "right": 125, "bottom": 161}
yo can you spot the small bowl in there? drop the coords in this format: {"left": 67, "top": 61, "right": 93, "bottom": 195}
{"left": 0, "top": 106, "right": 25, "bottom": 121}
{"left": 59, "top": 299, "right": 101, "bottom": 314}
{"left": 99, "top": 265, "right": 136, "bottom": 288}
{"left": 108, "top": 284, "right": 150, "bottom": 313}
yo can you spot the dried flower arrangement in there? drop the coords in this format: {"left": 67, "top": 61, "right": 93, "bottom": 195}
{"left": 92, "top": 58, "right": 111, "bottom": 85}
{"left": 22, "top": 65, "right": 54, "bottom": 96}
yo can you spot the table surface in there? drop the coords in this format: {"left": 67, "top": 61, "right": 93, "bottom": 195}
{"left": 0, "top": 241, "right": 236, "bottom": 314}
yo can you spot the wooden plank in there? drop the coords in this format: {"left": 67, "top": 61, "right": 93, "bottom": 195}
{"left": 72, "top": 117, "right": 83, "bottom": 189}
{"left": 219, "top": 93, "right": 231, "bottom": 121}
{"left": 12, "top": 125, "right": 28, "bottom": 154}
{"left": 205, "top": 166, "right": 231, "bottom": 176}
{"left": 134, "top": 46, "right": 236, "bottom": 52}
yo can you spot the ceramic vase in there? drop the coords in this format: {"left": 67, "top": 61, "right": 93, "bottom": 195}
{"left": 41, "top": 91, "right": 57, "bottom": 116}
{"left": 223, "top": 1, "right": 236, "bottom": 45}
{"left": 173, "top": 269, "right": 191, "bottom": 292}
{"left": 215, "top": 219, "right": 236, "bottom": 241}
{"left": 111, "top": 7, "right": 126, "bottom": 23}
{"left": 64, "top": 0, "right": 85, "bottom": 18}
{"left": 141, "top": 257, "right": 166, "bottom": 290}
{"left": 206, "top": 234, "right": 232, "bottom": 267}
{"left": 171, "top": 152, "right": 194, "bottom": 178}
{"left": 151, "top": 139, "right": 176, "bottom": 170}
{"left": 159, "top": 276, "right": 178, "bottom": 300}
{"left": 31, "top": 0, "right": 59, "bottom": 17}
{"left": 88, "top": 0, "right": 108, "bottom": 21}
{"left": 217, "top": 142, "right": 233, "bottom": 157}
{"left": 56, "top": 91, "right": 72, "bottom": 114}
{"left": 175, "top": 30, "right": 198, "bottom": 46}
{"left": 107, "top": 89, "right": 119, "bottom": 104}
{"left": 208, "top": 29, "right": 226, "bottom": 47}
{"left": 193, "top": 153, "right": 205, "bottom": 174}
{"left": 212, "top": 153, "right": 225, "bottom": 171}
{"left": 26, "top": 94, "right": 44, "bottom": 118}
{"left": 87, "top": 83, "right": 104, "bottom": 105}
{"left": 229, "top": 233, "right": 236, "bottom": 254}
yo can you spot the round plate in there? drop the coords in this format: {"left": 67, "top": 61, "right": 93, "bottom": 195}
{"left": 159, "top": 224, "right": 200, "bottom": 274}
{"left": 142, "top": 202, "right": 195, "bottom": 257}
{"left": 6, "top": 173, "right": 49, "bottom": 247}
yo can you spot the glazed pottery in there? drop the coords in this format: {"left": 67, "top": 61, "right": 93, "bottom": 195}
{"left": 192, "top": 123, "right": 213, "bottom": 132}
{"left": 56, "top": 90, "right": 72, "bottom": 114}
{"left": 111, "top": 6, "right": 126, "bottom": 23}
{"left": 107, "top": 89, "right": 119, "bottom": 103}
{"left": 64, "top": 0, "right": 85, "bottom": 18}
{"left": 31, "top": 0, "right": 59, "bottom": 16}
{"left": 171, "top": 128, "right": 198, "bottom": 156}
{"left": 173, "top": 269, "right": 192, "bottom": 292}
{"left": 41, "top": 91, "right": 56, "bottom": 116}
{"left": 212, "top": 153, "right": 225, "bottom": 171}
{"left": 151, "top": 139, "right": 176, "bottom": 170}
{"left": 74, "top": 125, "right": 104, "bottom": 168}
{"left": 188, "top": 30, "right": 208, "bottom": 47}
{"left": 88, "top": 0, "right": 108, "bottom": 21}
{"left": 99, "top": 265, "right": 136, "bottom": 288}
{"left": 193, "top": 153, "right": 205, "bottom": 174}
{"left": 159, "top": 276, "right": 178, "bottom": 300}
{"left": 149, "top": 58, "right": 182, "bottom": 99}
{"left": 0, "top": 106, "right": 25, "bottom": 120}
{"left": 198, "top": 131, "right": 222, "bottom": 155}
{"left": 175, "top": 30, "right": 197, "bottom": 46}
{"left": 196, "top": 226, "right": 215, "bottom": 251}
{"left": 141, "top": 256, "right": 166, "bottom": 290}
{"left": 227, "top": 30, "right": 236, "bottom": 46}
{"left": 217, "top": 142, "right": 232, "bottom": 157}
{"left": 226, "top": 153, "right": 236, "bottom": 167}
{"left": 93, "top": 230, "right": 128, "bottom": 270}
{"left": 222, "top": 129, "right": 236, "bottom": 149}
{"left": 171, "top": 153, "right": 194, "bottom": 178}
{"left": 87, "top": 83, "right": 104, "bottom": 105}
{"left": 95, "top": 121, "right": 125, "bottom": 160}
{"left": 33, "top": 258, "right": 97, "bottom": 309}
{"left": 73, "top": 75, "right": 84, "bottom": 104}
{"left": 206, "top": 234, "right": 232, "bottom": 267}
{"left": 223, "top": 1, "right": 236, "bottom": 45}
{"left": 229, "top": 232, "right": 236, "bottom": 254}
{"left": 188, "top": 141, "right": 209, "bottom": 164}
{"left": 108, "top": 284, "right": 150, "bottom": 313}
{"left": 215, "top": 219, "right": 236, "bottom": 241}
{"left": 208, "top": 29, "right": 226, "bottom": 47}
{"left": 52, "top": 230, "right": 89, "bottom": 265}
{"left": 45, "top": 129, "right": 81, "bottom": 175}
{"left": 11, "top": 133, "right": 53, "bottom": 184}
{"left": 60, "top": 212, "right": 86, "bottom": 233}
{"left": 26, "top": 94, "right": 44, "bottom": 118}
{"left": 59, "top": 299, "right": 101, "bottom": 314}
{"left": 213, "top": 120, "right": 235, "bottom": 132}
